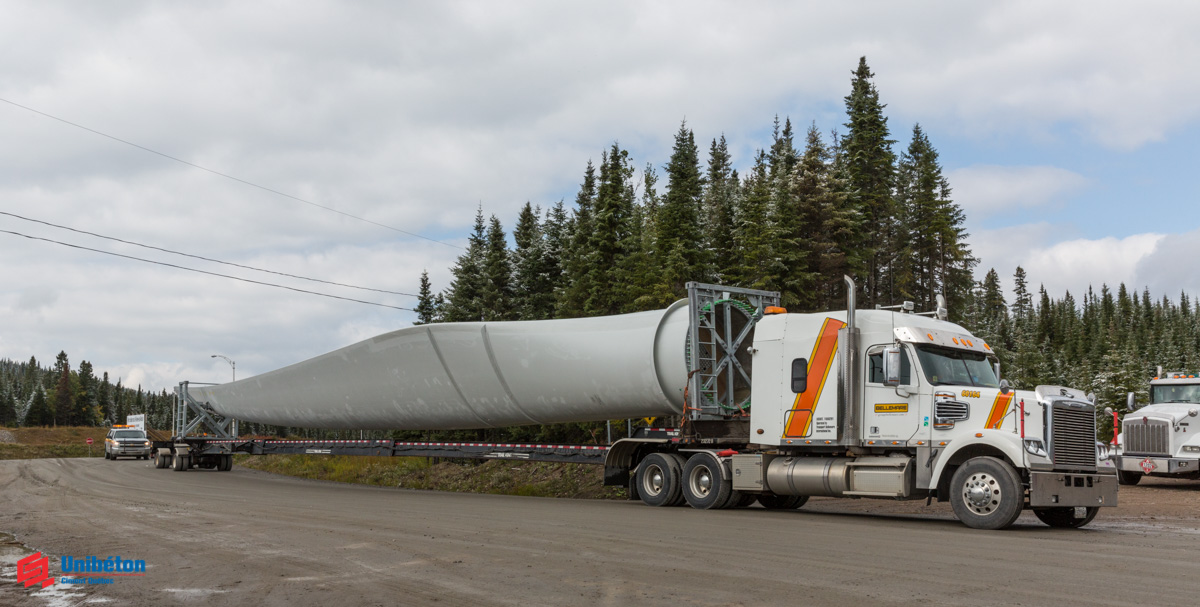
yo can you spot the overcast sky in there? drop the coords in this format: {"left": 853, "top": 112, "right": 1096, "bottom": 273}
{"left": 3, "top": 1, "right": 1200, "bottom": 392}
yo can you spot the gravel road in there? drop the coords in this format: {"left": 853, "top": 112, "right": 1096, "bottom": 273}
{"left": 2, "top": 458, "right": 1198, "bottom": 607}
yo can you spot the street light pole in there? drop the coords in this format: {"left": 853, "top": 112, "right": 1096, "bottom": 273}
{"left": 211, "top": 354, "right": 236, "bottom": 382}
{"left": 211, "top": 354, "right": 238, "bottom": 437}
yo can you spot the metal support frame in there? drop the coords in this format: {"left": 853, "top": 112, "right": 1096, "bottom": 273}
{"left": 174, "top": 381, "right": 236, "bottom": 440}
{"left": 685, "top": 282, "right": 781, "bottom": 421}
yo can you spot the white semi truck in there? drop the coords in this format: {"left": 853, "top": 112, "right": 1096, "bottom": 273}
{"left": 168, "top": 279, "right": 1116, "bottom": 529}
{"left": 1114, "top": 369, "right": 1200, "bottom": 485}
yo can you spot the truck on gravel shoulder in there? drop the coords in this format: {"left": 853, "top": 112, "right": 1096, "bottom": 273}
{"left": 161, "top": 279, "right": 1116, "bottom": 530}
{"left": 1114, "top": 369, "right": 1200, "bottom": 485}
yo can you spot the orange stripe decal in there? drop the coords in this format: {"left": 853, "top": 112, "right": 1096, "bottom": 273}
{"left": 783, "top": 318, "right": 846, "bottom": 438}
{"left": 985, "top": 392, "right": 1013, "bottom": 430}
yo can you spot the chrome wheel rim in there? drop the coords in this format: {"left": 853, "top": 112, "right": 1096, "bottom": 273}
{"left": 689, "top": 465, "right": 713, "bottom": 498}
{"left": 643, "top": 464, "right": 665, "bottom": 496}
{"left": 962, "top": 472, "right": 1002, "bottom": 515}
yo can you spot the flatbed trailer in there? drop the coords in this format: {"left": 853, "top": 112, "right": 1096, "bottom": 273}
{"left": 157, "top": 280, "right": 1116, "bottom": 529}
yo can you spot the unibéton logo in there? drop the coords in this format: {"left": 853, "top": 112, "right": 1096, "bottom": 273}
{"left": 17, "top": 552, "right": 55, "bottom": 589}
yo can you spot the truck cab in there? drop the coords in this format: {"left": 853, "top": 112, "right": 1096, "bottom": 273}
{"left": 105, "top": 425, "right": 152, "bottom": 460}
{"left": 1115, "top": 370, "right": 1200, "bottom": 484}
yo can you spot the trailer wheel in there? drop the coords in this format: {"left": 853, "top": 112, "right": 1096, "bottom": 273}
{"left": 1033, "top": 507, "right": 1099, "bottom": 528}
{"left": 949, "top": 457, "right": 1023, "bottom": 530}
{"left": 219, "top": 454, "right": 233, "bottom": 472}
{"left": 1117, "top": 470, "right": 1142, "bottom": 486}
{"left": 636, "top": 453, "right": 684, "bottom": 507}
{"left": 172, "top": 454, "right": 188, "bottom": 472}
{"left": 154, "top": 451, "right": 168, "bottom": 469}
{"left": 757, "top": 494, "right": 808, "bottom": 510}
{"left": 682, "top": 453, "right": 732, "bottom": 510}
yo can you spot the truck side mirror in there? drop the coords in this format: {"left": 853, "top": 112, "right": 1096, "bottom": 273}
{"left": 883, "top": 347, "right": 902, "bottom": 387}
{"left": 1126, "top": 392, "right": 1136, "bottom": 410}
{"left": 791, "top": 358, "right": 808, "bottom": 393}
{"left": 999, "top": 379, "right": 1011, "bottom": 395}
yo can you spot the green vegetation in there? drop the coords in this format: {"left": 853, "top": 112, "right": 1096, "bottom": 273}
{"left": 236, "top": 455, "right": 626, "bottom": 500}
{"left": 0, "top": 426, "right": 107, "bottom": 460}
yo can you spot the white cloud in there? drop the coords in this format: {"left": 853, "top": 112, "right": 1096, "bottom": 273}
{"left": 971, "top": 226, "right": 1164, "bottom": 298}
{"left": 950, "top": 165, "right": 1087, "bottom": 217}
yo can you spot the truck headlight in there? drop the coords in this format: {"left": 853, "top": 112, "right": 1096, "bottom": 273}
{"left": 1023, "top": 439, "right": 1047, "bottom": 458}
{"left": 1183, "top": 445, "right": 1200, "bottom": 453}
{"left": 1095, "top": 441, "right": 1110, "bottom": 461}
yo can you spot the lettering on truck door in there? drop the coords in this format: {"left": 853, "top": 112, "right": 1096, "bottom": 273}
{"left": 863, "top": 344, "right": 921, "bottom": 443}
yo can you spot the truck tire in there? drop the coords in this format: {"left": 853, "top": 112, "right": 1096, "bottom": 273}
{"left": 733, "top": 493, "right": 758, "bottom": 508}
{"left": 1117, "top": 470, "right": 1142, "bottom": 486}
{"left": 219, "top": 455, "right": 233, "bottom": 472}
{"left": 154, "top": 451, "right": 168, "bottom": 469}
{"left": 1033, "top": 506, "right": 1099, "bottom": 528}
{"left": 682, "top": 453, "right": 732, "bottom": 510}
{"left": 949, "top": 457, "right": 1023, "bottom": 530}
{"left": 757, "top": 494, "right": 808, "bottom": 510}
{"left": 636, "top": 453, "right": 684, "bottom": 507}
{"left": 172, "top": 454, "right": 188, "bottom": 472}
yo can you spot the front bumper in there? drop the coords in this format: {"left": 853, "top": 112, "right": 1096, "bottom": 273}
{"left": 1029, "top": 471, "right": 1118, "bottom": 508}
{"left": 112, "top": 445, "right": 152, "bottom": 456}
{"left": 1115, "top": 455, "right": 1199, "bottom": 475}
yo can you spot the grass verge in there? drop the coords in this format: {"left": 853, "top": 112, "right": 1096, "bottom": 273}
{"left": 236, "top": 454, "right": 628, "bottom": 500}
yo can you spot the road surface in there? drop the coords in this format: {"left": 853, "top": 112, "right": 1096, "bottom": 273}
{"left": 2, "top": 458, "right": 1198, "bottom": 606}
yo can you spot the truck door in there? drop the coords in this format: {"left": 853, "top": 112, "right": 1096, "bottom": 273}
{"left": 862, "top": 344, "right": 921, "bottom": 445}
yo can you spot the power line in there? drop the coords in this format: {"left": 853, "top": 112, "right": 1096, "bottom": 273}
{"left": 0, "top": 229, "right": 414, "bottom": 312}
{"left": 0, "top": 210, "right": 417, "bottom": 297}
{"left": 0, "top": 96, "right": 462, "bottom": 249}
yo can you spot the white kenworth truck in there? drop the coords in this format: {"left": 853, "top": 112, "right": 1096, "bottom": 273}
{"left": 605, "top": 279, "right": 1117, "bottom": 530}
{"left": 1114, "top": 368, "right": 1200, "bottom": 485}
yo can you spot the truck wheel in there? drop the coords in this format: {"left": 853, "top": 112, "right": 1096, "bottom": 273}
{"left": 682, "top": 453, "right": 732, "bottom": 510}
{"left": 636, "top": 453, "right": 684, "bottom": 507}
{"left": 757, "top": 494, "right": 808, "bottom": 509}
{"left": 949, "top": 457, "right": 1023, "bottom": 530}
{"left": 172, "top": 454, "right": 188, "bottom": 472}
{"left": 220, "top": 454, "right": 233, "bottom": 472}
{"left": 733, "top": 493, "right": 758, "bottom": 508}
{"left": 1117, "top": 470, "right": 1142, "bottom": 486}
{"left": 1033, "top": 507, "right": 1099, "bottom": 528}
{"left": 154, "top": 451, "right": 167, "bottom": 469}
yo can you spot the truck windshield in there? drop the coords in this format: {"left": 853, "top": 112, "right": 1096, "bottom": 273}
{"left": 114, "top": 430, "right": 145, "bottom": 439}
{"left": 914, "top": 345, "right": 999, "bottom": 388}
{"left": 1150, "top": 384, "right": 1200, "bottom": 404}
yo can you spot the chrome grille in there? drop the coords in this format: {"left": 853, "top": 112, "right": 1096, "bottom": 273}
{"left": 934, "top": 400, "right": 969, "bottom": 421}
{"left": 1048, "top": 401, "right": 1097, "bottom": 471}
{"left": 1124, "top": 419, "right": 1170, "bottom": 456}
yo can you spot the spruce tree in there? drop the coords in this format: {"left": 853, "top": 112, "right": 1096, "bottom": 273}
{"left": 586, "top": 144, "right": 636, "bottom": 316}
{"left": 895, "top": 124, "right": 974, "bottom": 312}
{"left": 0, "top": 390, "right": 16, "bottom": 427}
{"left": 442, "top": 208, "right": 488, "bottom": 322}
{"left": 414, "top": 270, "right": 439, "bottom": 325}
{"left": 703, "top": 135, "right": 739, "bottom": 284}
{"left": 480, "top": 215, "right": 514, "bottom": 321}
{"left": 53, "top": 352, "right": 72, "bottom": 426}
{"left": 26, "top": 387, "right": 51, "bottom": 427}
{"left": 657, "top": 120, "right": 705, "bottom": 295}
{"left": 841, "top": 57, "right": 897, "bottom": 306}
{"left": 559, "top": 161, "right": 598, "bottom": 317}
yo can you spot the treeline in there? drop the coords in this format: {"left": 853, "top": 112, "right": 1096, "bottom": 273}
{"left": 0, "top": 353, "right": 172, "bottom": 428}
{"left": 416, "top": 57, "right": 974, "bottom": 325}
{"left": 968, "top": 267, "right": 1200, "bottom": 436}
